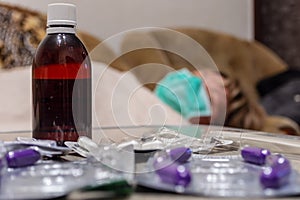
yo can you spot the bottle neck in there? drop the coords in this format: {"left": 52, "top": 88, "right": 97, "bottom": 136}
{"left": 47, "top": 25, "right": 76, "bottom": 34}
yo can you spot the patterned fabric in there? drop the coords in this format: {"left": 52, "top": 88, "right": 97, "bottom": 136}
{"left": 0, "top": 3, "right": 46, "bottom": 68}
{"left": 223, "top": 73, "right": 264, "bottom": 130}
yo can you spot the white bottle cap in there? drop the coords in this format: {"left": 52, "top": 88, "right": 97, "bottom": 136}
{"left": 47, "top": 3, "right": 77, "bottom": 26}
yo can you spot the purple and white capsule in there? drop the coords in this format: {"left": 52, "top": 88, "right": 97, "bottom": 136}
{"left": 241, "top": 146, "right": 271, "bottom": 165}
{"left": 6, "top": 148, "right": 41, "bottom": 168}
{"left": 260, "top": 155, "right": 291, "bottom": 189}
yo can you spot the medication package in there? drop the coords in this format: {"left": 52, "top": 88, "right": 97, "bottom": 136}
{"left": 0, "top": 138, "right": 134, "bottom": 200}
{"left": 136, "top": 145, "right": 300, "bottom": 197}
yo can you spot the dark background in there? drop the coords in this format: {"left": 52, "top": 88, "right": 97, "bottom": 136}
{"left": 255, "top": 0, "right": 300, "bottom": 70}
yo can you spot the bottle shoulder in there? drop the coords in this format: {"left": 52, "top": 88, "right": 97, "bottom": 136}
{"left": 38, "top": 33, "right": 86, "bottom": 49}
{"left": 34, "top": 33, "right": 90, "bottom": 67}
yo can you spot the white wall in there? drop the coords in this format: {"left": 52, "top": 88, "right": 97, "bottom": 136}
{"left": 1, "top": 0, "right": 253, "bottom": 41}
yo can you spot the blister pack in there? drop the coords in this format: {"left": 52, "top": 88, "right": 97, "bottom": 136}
{"left": 116, "top": 127, "right": 234, "bottom": 153}
{"left": 0, "top": 139, "right": 134, "bottom": 200}
{"left": 136, "top": 146, "right": 300, "bottom": 197}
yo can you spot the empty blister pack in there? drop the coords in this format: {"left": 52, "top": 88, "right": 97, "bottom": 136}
{"left": 117, "top": 127, "right": 234, "bottom": 153}
{"left": 0, "top": 161, "right": 93, "bottom": 199}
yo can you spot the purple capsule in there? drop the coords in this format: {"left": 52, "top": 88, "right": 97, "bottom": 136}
{"left": 167, "top": 147, "right": 192, "bottom": 163}
{"left": 155, "top": 161, "right": 192, "bottom": 187}
{"left": 6, "top": 148, "right": 41, "bottom": 168}
{"left": 260, "top": 155, "right": 291, "bottom": 189}
{"left": 241, "top": 146, "right": 271, "bottom": 165}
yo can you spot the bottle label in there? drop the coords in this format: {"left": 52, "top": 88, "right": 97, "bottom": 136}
{"left": 33, "top": 63, "right": 90, "bottom": 79}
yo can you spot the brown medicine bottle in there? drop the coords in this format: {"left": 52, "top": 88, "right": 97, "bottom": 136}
{"left": 32, "top": 3, "right": 92, "bottom": 145}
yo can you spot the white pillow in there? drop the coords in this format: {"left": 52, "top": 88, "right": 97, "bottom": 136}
{"left": 0, "top": 67, "right": 32, "bottom": 131}
{"left": 0, "top": 62, "right": 188, "bottom": 131}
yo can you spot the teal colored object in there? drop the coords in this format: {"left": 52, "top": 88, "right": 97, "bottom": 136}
{"left": 155, "top": 69, "right": 211, "bottom": 119}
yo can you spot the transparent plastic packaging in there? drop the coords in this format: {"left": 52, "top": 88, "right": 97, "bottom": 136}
{"left": 0, "top": 142, "right": 7, "bottom": 188}
{"left": 0, "top": 162, "right": 93, "bottom": 199}
{"left": 116, "top": 127, "right": 234, "bottom": 153}
{"left": 0, "top": 140, "right": 134, "bottom": 199}
{"left": 136, "top": 146, "right": 300, "bottom": 197}
{"left": 4, "top": 138, "right": 71, "bottom": 156}
{"left": 65, "top": 136, "right": 135, "bottom": 174}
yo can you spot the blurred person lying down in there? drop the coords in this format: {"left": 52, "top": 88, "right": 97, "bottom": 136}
{"left": 155, "top": 68, "right": 299, "bottom": 135}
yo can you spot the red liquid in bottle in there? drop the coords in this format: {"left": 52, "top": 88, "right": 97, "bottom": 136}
{"left": 32, "top": 33, "right": 91, "bottom": 146}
